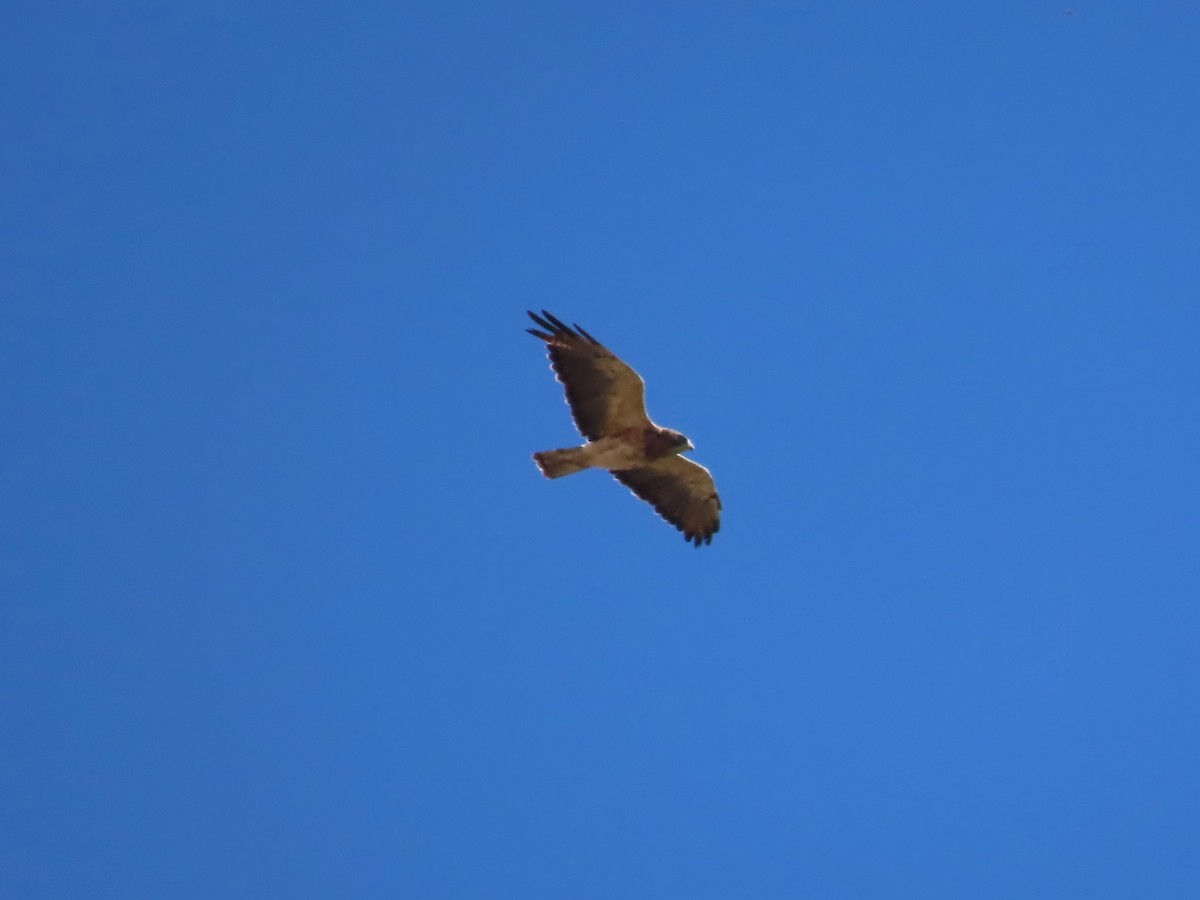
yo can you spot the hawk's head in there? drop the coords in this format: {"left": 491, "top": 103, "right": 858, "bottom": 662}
{"left": 663, "top": 429, "right": 694, "bottom": 454}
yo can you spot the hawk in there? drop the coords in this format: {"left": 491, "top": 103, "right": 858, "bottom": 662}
{"left": 526, "top": 310, "right": 721, "bottom": 546}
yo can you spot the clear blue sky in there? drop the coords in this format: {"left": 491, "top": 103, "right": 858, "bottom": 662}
{"left": 4, "top": 3, "right": 1198, "bottom": 897}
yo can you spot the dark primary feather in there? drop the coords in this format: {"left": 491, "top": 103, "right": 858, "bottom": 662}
{"left": 525, "top": 310, "right": 600, "bottom": 345}
{"left": 526, "top": 310, "right": 648, "bottom": 440}
{"left": 613, "top": 456, "right": 721, "bottom": 547}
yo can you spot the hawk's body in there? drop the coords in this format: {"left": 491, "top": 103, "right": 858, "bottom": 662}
{"left": 526, "top": 310, "right": 721, "bottom": 547}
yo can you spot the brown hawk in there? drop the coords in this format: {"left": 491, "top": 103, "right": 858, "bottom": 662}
{"left": 526, "top": 310, "right": 721, "bottom": 547}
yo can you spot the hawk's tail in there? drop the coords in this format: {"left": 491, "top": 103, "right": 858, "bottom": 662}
{"left": 533, "top": 447, "right": 592, "bottom": 479}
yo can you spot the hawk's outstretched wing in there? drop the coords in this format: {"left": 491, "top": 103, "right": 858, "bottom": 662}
{"left": 526, "top": 310, "right": 649, "bottom": 440}
{"left": 613, "top": 456, "right": 722, "bottom": 547}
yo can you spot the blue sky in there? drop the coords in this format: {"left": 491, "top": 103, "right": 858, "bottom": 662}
{"left": 4, "top": 2, "right": 1199, "bottom": 897}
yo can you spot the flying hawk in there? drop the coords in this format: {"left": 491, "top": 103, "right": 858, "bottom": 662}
{"left": 526, "top": 310, "right": 721, "bottom": 546}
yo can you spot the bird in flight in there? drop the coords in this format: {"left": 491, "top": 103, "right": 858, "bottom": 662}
{"left": 526, "top": 310, "right": 721, "bottom": 546}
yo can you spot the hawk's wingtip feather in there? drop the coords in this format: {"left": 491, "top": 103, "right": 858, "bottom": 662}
{"left": 540, "top": 311, "right": 573, "bottom": 335}
{"left": 527, "top": 310, "right": 555, "bottom": 333}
